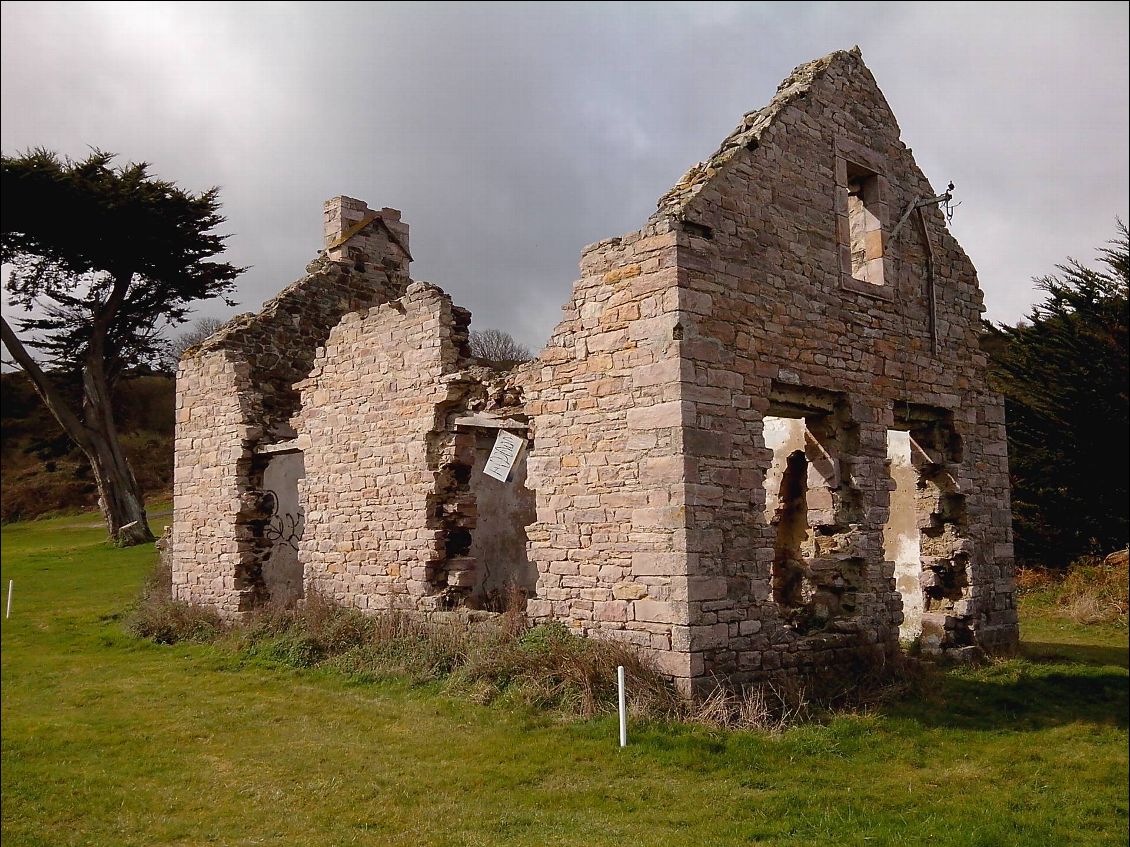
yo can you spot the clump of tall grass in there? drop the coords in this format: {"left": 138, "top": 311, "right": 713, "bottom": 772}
{"left": 689, "top": 678, "right": 810, "bottom": 732}
{"left": 1057, "top": 552, "right": 1128, "bottom": 626}
{"left": 128, "top": 575, "right": 684, "bottom": 720}
{"left": 126, "top": 560, "right": 224, "bottom": 644}
{"left": 128, "top": 564, "right": 912, "bottom": 728}
{"left": 1017, "top": 550, "right": 1128, "bottom": 627}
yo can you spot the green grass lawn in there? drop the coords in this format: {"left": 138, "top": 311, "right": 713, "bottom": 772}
{"left": 2, "top": 513, "right": 1127, "bottom": 846}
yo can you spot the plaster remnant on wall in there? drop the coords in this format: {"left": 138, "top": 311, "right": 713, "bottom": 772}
{"left": 884, "top": 430, "right": 923, "bottom": 641}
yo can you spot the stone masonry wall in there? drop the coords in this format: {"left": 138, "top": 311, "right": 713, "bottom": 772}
{"left": 518, "top": 221, "right": 698, "bottom": 684}
{"left": 656, "top": 48, "right": 1017, "bottom": 688}
{"left": 520, "top": 48, "right": 1016, "bottom": 694}
{"left": 172, "top": 198, "right": 411, "bottom": 612}
{"left": 171, "top": 351, "right": 256, "bottom": 613}
{"left": 173, "top": 48, "right": 1017, "bottom": 697}
{"left": 294, "top": 282, "right": 480, "bottom": 610}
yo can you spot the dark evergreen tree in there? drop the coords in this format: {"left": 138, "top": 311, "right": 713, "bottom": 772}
{"left": 1, "top": 149, "right": 242, "bottom": 545}
{"left": 985, "top": 222, "right": 1129, "bottom": 567}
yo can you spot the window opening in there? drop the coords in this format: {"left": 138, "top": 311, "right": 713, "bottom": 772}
{"left": 847, "top": 162, "right": 884, "bottom": 285}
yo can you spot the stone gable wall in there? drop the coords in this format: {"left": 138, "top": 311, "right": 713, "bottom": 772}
{"left": 664, "top": 49, "right": 1016, "bottom": 686}
{"left": 171, "top": 199, "right": 412, "bottom": 613}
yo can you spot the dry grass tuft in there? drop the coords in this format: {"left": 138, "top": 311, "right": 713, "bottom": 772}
{"left": 1018, "top": 551, "right": 1128, "bottom": 627}
{"left": 129, "top": 576, "right": 682, "bottom": 721}
{"left": 1015, "top": 566, "right": 1058, "bottom": 593}
{"left": 128, "top": 566, "right": 921, "bottom": 728}
{"left": 126, "top": 560, "right": 224, "bottom": 644}
{"left": 689, "top": 678, "right": 810, "bottom": 732}
{"left": 1058, "top": 552, "right": 1128, "bottom": 626}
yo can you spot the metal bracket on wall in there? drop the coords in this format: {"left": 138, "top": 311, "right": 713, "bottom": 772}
{"left": 888, "top": 182, "right": 954, "bottom": 356}
{"left": 889, "top": 182, "right": 954, "bottom": 244}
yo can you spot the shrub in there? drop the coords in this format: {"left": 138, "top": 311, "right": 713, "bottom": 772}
{"left": 127, "top": 563, "right": 911, "bottom": 728}
{"left": 126, "top": 561, "right": 224, "bottom": 643}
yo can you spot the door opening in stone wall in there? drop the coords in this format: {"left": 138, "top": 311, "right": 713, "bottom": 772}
{"left": 762, "top": 386, "right": 865, "bottom": 635}
{"left": 256, "top": 448, "right": 305, "bottom": 609}
{"left": 886, "top": 405, "right": 973, "bottom": 652}
{"left": 462, "top": 428, "right": 538, "bottom": 611}
{"left": 884, "top": 429, "right": 922, "bottom": 642}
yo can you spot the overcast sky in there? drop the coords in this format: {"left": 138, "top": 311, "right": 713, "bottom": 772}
{"left": 2, "top": 1, "right": 1127, "bottom": 352}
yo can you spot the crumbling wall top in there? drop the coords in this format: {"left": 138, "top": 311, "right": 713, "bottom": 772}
{"left": 178, "top": 196, "right": 412, "bottom": 443}
{"left": 652, "top": 48, "right": 879, "bottom": 223}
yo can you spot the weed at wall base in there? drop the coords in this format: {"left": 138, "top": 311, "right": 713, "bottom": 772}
{"left": 126, "top": 562, "right": 916, "bottom": 729}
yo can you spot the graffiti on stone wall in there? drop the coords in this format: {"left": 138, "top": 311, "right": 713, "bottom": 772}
{"left": 261, "top": 490, "right": 305, "bottom": 551}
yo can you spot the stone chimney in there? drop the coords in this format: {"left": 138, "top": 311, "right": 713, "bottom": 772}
{"left": 322, "top": 196, "right": 411, "bottom": 275}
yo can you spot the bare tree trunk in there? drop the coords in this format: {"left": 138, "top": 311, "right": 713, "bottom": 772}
{"left": 82, "top": 365, "right": 155, "bottom": 546}
{"left": 82, "top": 273, "right": 157, "bottom": 546}
{"left": 1, "top": 315, "right": 155, "bottom": 546}
{"left": 85, "top": 426, "right": 154, "bottom": 546}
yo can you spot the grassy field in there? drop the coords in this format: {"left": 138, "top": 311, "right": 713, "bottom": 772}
{"left": 2, "top": 512, "right": 1126, "bottom": 846}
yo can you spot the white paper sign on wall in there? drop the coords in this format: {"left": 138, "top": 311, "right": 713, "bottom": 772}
{"left": 483, "top": 430, "right": 525, "bottom": 482}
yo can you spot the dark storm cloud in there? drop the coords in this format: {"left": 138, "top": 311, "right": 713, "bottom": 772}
{"left": 2, "top": 2, "right": 1127, "bottom": 351}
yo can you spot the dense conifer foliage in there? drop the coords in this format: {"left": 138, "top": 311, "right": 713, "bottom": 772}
{"left": 985, "top": 222, "right": 1129, "bottom": 567}
{"left": 1, "top": 149, "right": 242, "bottom": 544}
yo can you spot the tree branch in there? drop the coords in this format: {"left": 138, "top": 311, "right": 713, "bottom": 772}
{"left": 86, "top": 271, "right": 132, "bottom": 366}
{"left": 102, "top": 271, "right": 133, "bottom": 326}
{"left": 1, "top": 315, "right": 92, "bottom": 449}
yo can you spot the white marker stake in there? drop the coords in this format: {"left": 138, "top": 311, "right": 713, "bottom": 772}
{"left": 6, "top": 579, "right": 12, "bottom": 619}
{"left": 617, "top": 665, "right": 628, "bottom": 748}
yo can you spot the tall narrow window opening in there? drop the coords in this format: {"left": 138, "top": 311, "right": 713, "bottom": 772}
{"left": 772, "top": 449, "right": 812, "bottom": 609}
{"left": 847, "top": 162, "right": 884, "bottom": 285}
{"left": 762, "top": 389, "right": 865, "bottom": 635}
{"left": 884, "top": 429, "right": 922, "bottom": 641}
{"left": 835, "top": 139, "right": 891, "bottom": 300}
{"left": 884, "top": 403, "right": 974, "bottom": 653}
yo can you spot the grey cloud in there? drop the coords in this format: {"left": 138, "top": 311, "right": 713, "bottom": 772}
{"left": 2, "top": 1, "right": 1126, "bottom": 352}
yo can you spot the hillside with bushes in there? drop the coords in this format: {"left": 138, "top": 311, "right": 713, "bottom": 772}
{"left": 0, "top": 371, "right": 174, "bottom": 522}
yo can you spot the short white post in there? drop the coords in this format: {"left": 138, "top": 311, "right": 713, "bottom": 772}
{"left": 617, "top": 665, "right": 628, "bottom": 748}
{"left": 6, "top": 579, "right": 12, "bottom": 619}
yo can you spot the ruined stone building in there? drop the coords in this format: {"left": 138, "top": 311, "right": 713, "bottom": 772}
{"left": 172, "top": 48, "right": 1018, "bottom": 695}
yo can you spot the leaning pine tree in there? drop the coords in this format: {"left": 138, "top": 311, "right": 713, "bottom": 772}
{"left": 1, "top": 149, "right": 242, "bottom": 545}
